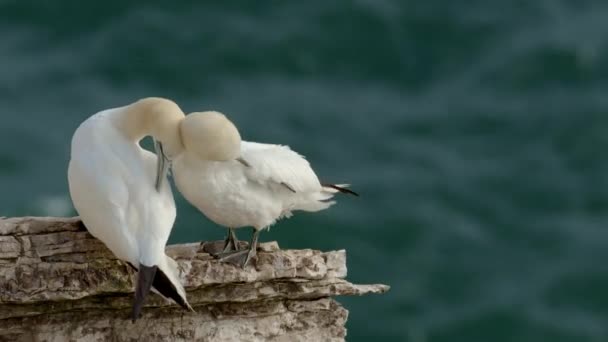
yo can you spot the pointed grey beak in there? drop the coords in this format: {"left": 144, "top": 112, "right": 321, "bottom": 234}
{"left": 154, "top": 139, "right": 171, "bottom": 192}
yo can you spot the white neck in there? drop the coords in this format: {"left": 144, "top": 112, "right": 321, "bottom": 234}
{"left": 112, "top": 97, "right": 186, "bottom": 158}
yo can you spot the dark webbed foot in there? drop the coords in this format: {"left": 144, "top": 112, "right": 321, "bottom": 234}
{"left": 217, "top": 249, "right": 249, "bottom": 267}
{"left": 242, "top": 244, "right": 257, "bottom": 268}
{"left": 200, "top": 228, "right": 246, "bottom": 256}
{"left": 216, "top": 228, "right": 260, "bottom": 269}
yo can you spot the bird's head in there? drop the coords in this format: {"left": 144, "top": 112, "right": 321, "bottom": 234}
{"left": 179, "top": 111, "right": 242, "bottom": 161}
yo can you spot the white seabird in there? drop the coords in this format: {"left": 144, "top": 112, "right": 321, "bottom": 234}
{"left": 171, "top": 111, "right": 358, "bottom": 268}
{"left": 67, "top": 97, "right": 194, "bottom": 321}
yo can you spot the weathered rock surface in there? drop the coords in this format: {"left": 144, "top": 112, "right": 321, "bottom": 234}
{"left": 0, "top": 217, "right": 389, "bottom": 341}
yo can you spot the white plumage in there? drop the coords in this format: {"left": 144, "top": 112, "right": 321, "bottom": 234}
{"left": 174, "top": 141, "right": 341, "bottom": 229}
{"left": 67, "top": 98, "right": 192, "bottom": 321}
{"left": 171, "top": 112, "right": 357, "bottom": 267}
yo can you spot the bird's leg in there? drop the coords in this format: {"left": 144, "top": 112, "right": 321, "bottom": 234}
{"left": 223, "top": 228, "right": 240, "bottom": 252}
{"left": 217, "top": 228, "right": 260, "bottom": 268}
{"left": 214, "top": 228, "right": 245, "bottom": 259}
{"left": 200, "top": 228, "right": 243, "bottom": 256}
{"left": 241, "top": 228, "right": 260, "bottom": 268}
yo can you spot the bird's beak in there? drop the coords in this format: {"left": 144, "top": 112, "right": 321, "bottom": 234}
{"left": 236, "top": 157, "right": 250, "bottom": 167}
{"left": 153, "top": 139, "right": 171, "bottom": 192}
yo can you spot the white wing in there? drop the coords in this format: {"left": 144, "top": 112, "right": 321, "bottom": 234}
{"left": 240, "top": 141, "right": 322, "bottom": 193}
{"left": 68, "top": 114, "right": 176, "bottom": 265}
{"left": 68, "top": 119, "right": 137, "bottom": 263}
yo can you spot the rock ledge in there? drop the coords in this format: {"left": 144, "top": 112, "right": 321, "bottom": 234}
{"left": 0, "top": 217, "right": 388, "bottom": 342}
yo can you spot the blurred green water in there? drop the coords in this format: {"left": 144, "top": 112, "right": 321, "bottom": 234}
{"left": 2, "top": 1, "right": 608, "bottom": 341}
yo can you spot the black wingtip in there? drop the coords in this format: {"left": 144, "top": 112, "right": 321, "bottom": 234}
{"left": 132, "top": 264, "right": 158, "bottom": 322}
{"left": 153, "top": 267, "right": 194, "bottom": 312}
{"left": 322, "top": 184, "right": 360, "bottom": 197}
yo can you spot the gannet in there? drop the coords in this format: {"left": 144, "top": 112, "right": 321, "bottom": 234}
{"left": 67, "top": 97, "right": 194, "bottom": 321}
{"left": 170, "top": 111, "right": 358, "bottom": 268}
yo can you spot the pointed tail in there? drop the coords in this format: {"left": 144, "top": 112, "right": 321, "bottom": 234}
{"left": 297, "top": 183, "right": 359, "bottom": 212}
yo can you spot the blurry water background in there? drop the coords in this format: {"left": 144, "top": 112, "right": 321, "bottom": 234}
{"left": 1, "top": 1, "right": 608, "bottom": 341}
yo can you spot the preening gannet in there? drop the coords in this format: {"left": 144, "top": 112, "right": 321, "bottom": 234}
{"left": 171, "top": 111, "right": 358, "bottom": 268}
{"left": 67, "top": 97, "right": 194, "bottom": 321}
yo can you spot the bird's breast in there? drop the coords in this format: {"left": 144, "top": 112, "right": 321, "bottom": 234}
{"left": 174, "top": 159, "right": 281, "bottom": 229}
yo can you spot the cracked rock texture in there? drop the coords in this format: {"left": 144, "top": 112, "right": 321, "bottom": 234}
{"left": 0, "top": 217, "right": 389, "bottom": 342}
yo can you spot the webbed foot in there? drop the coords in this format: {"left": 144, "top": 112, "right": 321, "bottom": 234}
{"left": 215, "top": 228, "right": 260, "bottom": 269}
